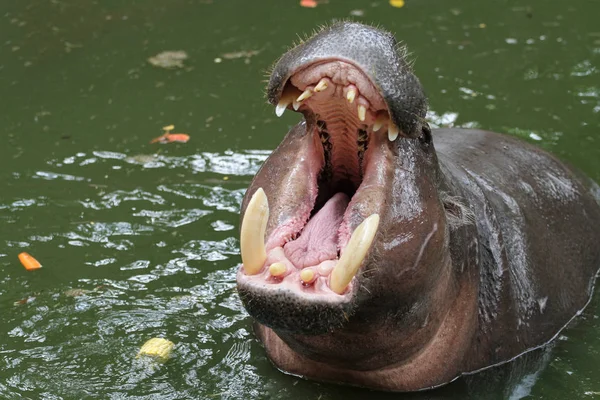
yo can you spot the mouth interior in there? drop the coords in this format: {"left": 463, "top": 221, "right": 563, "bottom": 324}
{"left": 242, "top": 60, "right": 395, "bottom": 296}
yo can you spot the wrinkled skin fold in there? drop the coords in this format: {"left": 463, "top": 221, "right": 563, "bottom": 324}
{"left": 235, "top": 21, "right": 600, "bottom": 391}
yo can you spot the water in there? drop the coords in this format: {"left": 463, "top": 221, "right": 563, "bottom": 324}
{"left": 1, "top": 0, "right": 599, "bottom": 399}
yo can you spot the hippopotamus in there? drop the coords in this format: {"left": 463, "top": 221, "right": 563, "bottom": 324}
{"left": 235, "top": 21, "right": 600, "bottom": 392}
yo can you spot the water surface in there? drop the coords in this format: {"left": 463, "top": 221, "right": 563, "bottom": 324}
{"left": 1, "top": 0, "right": 599, "bottom": 399}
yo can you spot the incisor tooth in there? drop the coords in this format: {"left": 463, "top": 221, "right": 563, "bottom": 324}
{"left": 330, "top": 214, "right": 380, "bottom": 294}
{"left": 357, "top": 105, "right": 367, "bottom": 122}
{"left": 388, "top": 123, "right": 399, "bottom": 141}
{"left": 346, "top": 88, "right": 357, "bottom": 103}
{"left": 275, "top": 99, "right": 290, "bottom": 117}
{"left": 314, "top": 79, "right": 328, "bottom": 92}
{"left": 240, "top": 188, "right": 269, "bottom": 275}
{"left": 300, "top": 268, "right": 316, "bottom": 284}
{"left": 269, "top": 262, "right": 286, "bottom": 277}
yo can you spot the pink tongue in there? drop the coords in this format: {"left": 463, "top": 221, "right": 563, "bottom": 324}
{"left": 283, "top": 192, "right": 349, "bottom": 269}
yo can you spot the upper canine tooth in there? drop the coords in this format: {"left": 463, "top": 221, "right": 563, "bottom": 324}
{"left": 314, "top": 79, "right": 328, "bottom": 92}
{"left": 276, "top": 99, "right": 290, "bottom": 117}
{"left": 346, "top": 87, "right": 357, "bottom": 103}
{"left": 240, "top": 188, "right": 269, "bottom": 275}
{"left": 330, "top": 214, "right": 380, "bottom": 294}
{"left": 388, "top": 123, "right": 399, "bottom": 141}
{"left": 357, "top": 105, "right": 367, "bottom": 122}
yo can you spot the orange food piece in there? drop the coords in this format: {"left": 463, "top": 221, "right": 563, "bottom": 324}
{"left": 150, "top": 133, "right": 190, "bottom": 144}
{"left": 165, "top": 133, "right": 190, "bottom": 143}
{"left": 150, "top": 133, "right": 169, "bottom": 143}
{"left": 300, "top": 0, "right": 318, "bottom": 8}
{"left": 18, "top": 252, "right": 42, "bottom": 270}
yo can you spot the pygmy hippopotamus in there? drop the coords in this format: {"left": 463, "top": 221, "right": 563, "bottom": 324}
{"left": 235, "top": 21, "right": 600, "bottom": 392}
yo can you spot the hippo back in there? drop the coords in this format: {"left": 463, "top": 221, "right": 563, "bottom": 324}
{"left": 434, "top": 128, "right": 600, "bottom": 369}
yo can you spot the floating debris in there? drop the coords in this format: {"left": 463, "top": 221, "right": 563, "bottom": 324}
{"left": 390, "top": 0, "right": 405, "bottom": 8}
{"left": 150, "top": 125, "right": 190, "bottom": 144}
{"left": 220, "top": 49, "right": 261, "bottom": 61}
{"left": 18, "top": 252, "right": 42, "bottom": 271}
{"left": 14, "top": 296, "right": 36, "bottom": 306}
{"left": 148, "top": 51, "right": 188, "bottom": 69}
{"left": 137, "top": 338, "right": 174, "bottom": 361}
{"left": 150, "top": 133, "right": 190, "bottom": 144}
{"left": 300, "top": 0, "right": 318, "bottom": 7}
{"left": 64, "top": 288, "right": 91, "bottom": 297}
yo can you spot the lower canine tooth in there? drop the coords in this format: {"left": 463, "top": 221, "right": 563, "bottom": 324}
{"left": 330, "top": 214, "right": 380, "bottom": 294}
{"left": 388, "top": 124, "right": 399, "bottom": 141}
{"left": 240, "top": 188, "right": 269, "bottom": 275}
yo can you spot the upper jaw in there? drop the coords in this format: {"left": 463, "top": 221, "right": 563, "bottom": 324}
{"left": 266, "top": 22, "right": 429, "bottom": 140}
{"left": 272, "top": 59, "right": 404, "bottom": 143}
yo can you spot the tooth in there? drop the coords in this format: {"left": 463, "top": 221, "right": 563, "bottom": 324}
{"left": 300, "top": 268, "right": 316, "bottom": 284}
{"left": 330, "top": 214, "right": 380, "bottom": 294}
{"left": 346, "top": 88, "right": 356, "bottom": 103}
{"left": 269, "top": 262, "right": 286, "bottom": 277}
{"left": 314, "top": 79, "right": 328, "bottom": 92}
{"left": 373, "top": 114, "right": 387, "bottom": 132}
{"left": 293, "top": 88, "right": 312, "bottom": 111}
{"left": 357, "top": 105, "right": 366, "bottom": 122}
{"left": 275, "top": 99, "right": 290, "bottom": 117}
{"left": 388, "top": 123, "right": 399, "bottom": 141}
{"left": 240, "top": 188, "right": 269, "bottom": 275}
{"left": 317, "top": 260, "right": 335, "bottom": 276}
{"left": 296, "top": 89, "right": 313, "bottom": 102}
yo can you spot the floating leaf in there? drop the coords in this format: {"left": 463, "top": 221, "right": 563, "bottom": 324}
{"left": 390, "top": 0, "right": 405, "bottom": 8}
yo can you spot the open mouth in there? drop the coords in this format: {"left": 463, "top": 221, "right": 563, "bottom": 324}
{"left": 238, "top": 60, "right": 398, "bottom": 308}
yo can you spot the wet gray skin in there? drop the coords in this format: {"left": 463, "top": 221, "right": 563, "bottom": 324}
{"left": 236, "top": 22, "right": 600, "bottom": 392}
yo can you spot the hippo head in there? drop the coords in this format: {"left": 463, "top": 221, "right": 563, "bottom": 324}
{"left": 236, "top": 22, "right": 466, "bottom": 384}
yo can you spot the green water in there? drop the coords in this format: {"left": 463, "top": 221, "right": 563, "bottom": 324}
{"left": 1, "top": 0, "right": 599, "bottom": 399}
